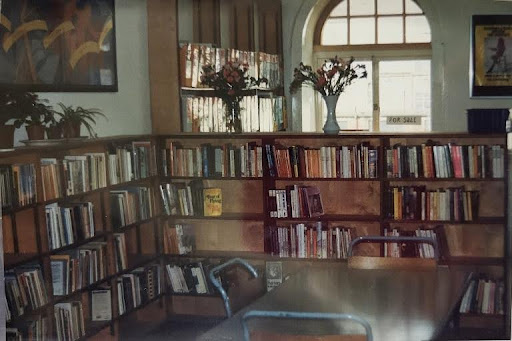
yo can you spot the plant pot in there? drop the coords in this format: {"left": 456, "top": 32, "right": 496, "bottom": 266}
{"left": 0, "top": 125, "right": 15, "bottom": 149}
{"left": 26, "top": 124, "right": 45, "bottom": 140}
{"left": 46, "top": 125, "right": 62, "bottom": 139}
{"left": 62, "top": 122, "right": 81, "bottom": 138}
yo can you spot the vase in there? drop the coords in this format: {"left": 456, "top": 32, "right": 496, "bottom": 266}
{"left": 322, "top": 94, "right": 340, "bottom": 135}
{"left": 0, "top": 125, "right": 15, "bottom": 149}
{"left": 225, "top": 99, "right": 242, "bottom": 133}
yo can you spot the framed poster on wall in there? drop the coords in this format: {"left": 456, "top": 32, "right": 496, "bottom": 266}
{"left": 470, "top": 15, "right": 512, "bottom": 97}
{"left": 0, "top": 0, "right": 117, "bottom": 92}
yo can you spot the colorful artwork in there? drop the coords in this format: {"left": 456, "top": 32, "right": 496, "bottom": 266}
{"left": 0, "top": 0, "right": 117, "bottom": 92}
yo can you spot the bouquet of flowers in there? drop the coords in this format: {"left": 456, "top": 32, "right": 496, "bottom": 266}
{"left": 201, "top": 61, "right": 266, "bottom": 132}
{"left": 289, "top": 56, "right": 367, "bottom": 96}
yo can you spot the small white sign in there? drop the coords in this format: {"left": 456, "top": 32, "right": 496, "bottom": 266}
{"left": 386, "top": 116, "right": 422, "bottom": 125}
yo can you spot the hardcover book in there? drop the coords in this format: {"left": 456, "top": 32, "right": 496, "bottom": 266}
{"left": 203, "top": 188, "right": 222, "bottom": 216}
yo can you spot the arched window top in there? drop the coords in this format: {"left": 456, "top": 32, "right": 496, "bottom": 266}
{"left": 315, "top": 0, "right": 431, "bottom": 47}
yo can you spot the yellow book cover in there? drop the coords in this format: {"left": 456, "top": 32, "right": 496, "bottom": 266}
{"left": 204, "top": 188, "right": 222, "bottom": 216}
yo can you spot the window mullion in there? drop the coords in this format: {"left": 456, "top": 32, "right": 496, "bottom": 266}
{"left": 372, "top": 58, "right": 380, "bottom": 132}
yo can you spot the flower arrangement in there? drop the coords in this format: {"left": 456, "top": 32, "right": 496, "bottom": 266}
{"left": 201, "top": 61, "right": 266, "bottom": 132}
{"left": 289, "top": 56, "right": 367, "bottom": 96}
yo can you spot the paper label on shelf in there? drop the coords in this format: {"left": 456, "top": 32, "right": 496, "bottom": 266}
{"left": 386, "top": 116, "right": 421, "bottom": 125}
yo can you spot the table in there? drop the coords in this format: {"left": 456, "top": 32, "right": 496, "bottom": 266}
{"left": 199, "top": 264, "right": 470, "bottom": 341}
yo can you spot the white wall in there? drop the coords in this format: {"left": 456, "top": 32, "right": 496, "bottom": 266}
{"left": 284, "top": 0, "right": 512, "bottom": 132}
{"left": 15, "top": 0, "right": 151, "bottom": 145}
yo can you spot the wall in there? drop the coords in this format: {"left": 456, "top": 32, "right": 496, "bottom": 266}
{"left": 15, "top": 0, "right": 151, "bottom": 145}
{"left": 284, "top": 0, "right": 512, "bottom": 132}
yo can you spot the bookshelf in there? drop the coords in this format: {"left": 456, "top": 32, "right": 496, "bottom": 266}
{"left": 2, "top": 132, "right": 509, "bottom": 340}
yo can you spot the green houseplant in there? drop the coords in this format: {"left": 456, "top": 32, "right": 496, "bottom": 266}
{"left": 55, "top": 103, "right": 106, "bottom": 138}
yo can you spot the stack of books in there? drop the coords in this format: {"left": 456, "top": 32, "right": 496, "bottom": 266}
{"left": 160, "top": 181, "right": 205, "bottom": 217}
{"left": 460, "top": 277, "right": 505, "bottom": 315}
{"left": 265, "top": 143, "right": 378, "bottom": 178}
{"left": 383, "top": 227, "right": 438, "bottom": 258}
{"left": 163, "top": 222, "right": 195, "bottom": 255}
{"left": 62, "top": 154, "right": 107, "bottom": 195}
{"left": 165, "top": 261, "right": 217, "bottom": 295}
{"left": 0, "top": 164, "right": 37, "bottom": 208}
{"left": 267, "top": 223, "right": 354, "bottom": 259}
{"left": 5, "top": 265, "right": 49, "bottom": 318}
{"left": 268, "top": 185, "right": 323, "bottom": 218}
{"left": 386, "top": 144, "right": 505, "bottom": 178}
{"left": 45, "top": 202, "right": 95, "bottom": 250}
{"left": 50, "top": 242, "right": 107, "bottom": 296}
{"left": 54, "top": 301, "right": 85, "bottom": 341}
{"left": 110, "top": 187, "right": 154, "bottom": 229}
{"left": 165, "top": 141, "right": 264, "bottom": 178}
{"left": 384, "top": 186, "right": 479, "bottom": 221}
{"left": 116, "top": 265, "right": 161, "bottom": 315}
{"left": 108, "top": 142, "right": 157, "bottom": 185}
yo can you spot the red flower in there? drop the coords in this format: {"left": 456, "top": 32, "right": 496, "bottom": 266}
{"left": 317, "top": 76, "right": 327, "bottom": 87}
{"left": 228, "top": 89, "right": 235, "bottom": 95}
{"left": 223, "top": 69, "right": 230, "bottom": 78}
{"left": 317, "top": 68, "right": 324, "bottom": 75}
{"left": 227, "top": 76, "right": 234, "bottom": 83}
{"left": 327, "top": 69, "right": 337, "bottom": 78}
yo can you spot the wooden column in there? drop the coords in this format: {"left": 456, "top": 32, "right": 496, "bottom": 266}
{"left": 257, "top": 0, "right": 282, "bottom": 55}
{"left": 147, "top": 0, "right": 181, "bottom": 134}
{"left": 193, "top": 0, "right": 221, "bottom": 45}
{"left": 230, "top": 0, "right": 255, "bottom": 51}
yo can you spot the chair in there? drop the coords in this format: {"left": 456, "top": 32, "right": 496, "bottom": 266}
{"left": 208, "top": 258, "right": 259, "bottom": 318}
{"left": 347, "top": 236, "right": 439, "bottom": 270}
{"left": 241, "top": 310, "right": 373, "bottom": 341}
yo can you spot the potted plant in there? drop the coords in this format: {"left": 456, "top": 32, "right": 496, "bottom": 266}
{"left": 55, "top": 103, "right": 106, "bottom": 138}
{"left": 0, "top": 92, "right": 22, "bottom": 148}
{"left": 10, "top": 92, "right": 54, "bottom": 140}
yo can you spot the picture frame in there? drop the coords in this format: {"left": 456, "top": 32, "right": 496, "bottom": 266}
{"left": 0, "top": 0, "right": 117, "bottom": 92}
{"left": 470, "top": 15, "right": 512, "bottom": 97}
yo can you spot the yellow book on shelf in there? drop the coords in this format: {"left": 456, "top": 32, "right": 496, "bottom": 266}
{"left": 204, "top": 188, "right": 222, "bottom": 216}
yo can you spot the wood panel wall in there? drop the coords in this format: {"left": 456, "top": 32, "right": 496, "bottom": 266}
{"left": 257, "top": 0, "right": 283, "bottom": 55}
{"left": 193, "top": 0, "right": 221, "bottom": 45}
{"left": 230, "top": 0, "right": 255, "bottom": 51}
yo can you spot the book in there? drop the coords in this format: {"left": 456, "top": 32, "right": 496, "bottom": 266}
{"left": 265, "top": 261, "right": 283, "bottom": 291}
{"left": 203, "top": 188, "right": 222, "bottom": 216}
{"left": 91, "top": 288, "right": 112, "bottom": 321}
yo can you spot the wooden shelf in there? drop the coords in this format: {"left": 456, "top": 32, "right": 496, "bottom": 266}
{"left": 385, "top": 177, "right": 505, "bottom": 182}
{"left": 165, "top": 176, "right": 263, "bottom": 181}
{"left": 442, "top": 257, "right": 505, "bottom": 266}
{"left": 114, "top": 293, "right": 165, "bottom": 322}
{"left": 384, "top": 217, "right": 505, "bottom": 225}
{"left": 168, "top": 213, "right": 264, "bottom": 221}
{"left": 273, "top": 214, "right": 381, "bottom": 222}
{"left": 274, "top": 177, "right": 379, "bottom": 181}
{"left": 4, "top": 253, "right": 41, "bottom": 270}
{"left": 48, "top": 233, "right": 108, "bottom": 255}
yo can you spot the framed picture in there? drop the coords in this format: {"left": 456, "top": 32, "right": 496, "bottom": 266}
{"left": 0, "top": 0, "right": 117, "bottom": 92}
{"left": 470, "top": 15, "right": 512, "bottom": 97}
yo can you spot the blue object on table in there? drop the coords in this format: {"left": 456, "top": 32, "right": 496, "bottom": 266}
{"left": 348, "top": 235, "right": 439, "bottom": 260}
{"left": 208, "top": 258, "right": 258, "bottom": 318}
{"left": 241, "top": 310, "right": 373, "bottom": 341}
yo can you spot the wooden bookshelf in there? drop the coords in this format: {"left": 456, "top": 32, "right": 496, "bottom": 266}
{"left": 2, "top": 133, "right": 509, "bottom": 340}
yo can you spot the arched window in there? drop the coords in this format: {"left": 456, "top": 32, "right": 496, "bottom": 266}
{"left": 313, "top": 0, "right": 432, "bottom": 132}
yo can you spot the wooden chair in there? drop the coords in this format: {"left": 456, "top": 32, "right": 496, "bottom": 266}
{"left": 242, "top": 310, "right": 373, "bottom": 341}
{"left": 347, "top": 236, "right": 438, "bottom": 270}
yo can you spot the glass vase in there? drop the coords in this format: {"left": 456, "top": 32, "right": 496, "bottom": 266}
{"left": 322, "top": 94, "right": 340, "bottom": 135}
{"left": 225, "top": 99, "right": 242, "bottom": 133}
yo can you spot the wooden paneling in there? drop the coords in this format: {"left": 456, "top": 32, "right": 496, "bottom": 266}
{"left": 15, "top": 209, "right": 38, "bottom": 253}
{"left": 193, "top": 0, "right": 221, "bottom": 45}
{"left": 147, "top": 0, "right": 181, "bottom": 134}
{"left": 171, "top": 295, "right": 226, "bottom": 316}
{"left": 257, "top": 0, "right": 282, "bottom": 54}
{"left": 230, "top": 0, "right": 254, "bottom": 51}
{"left": 444, "top": 224, "right": 504, "bottom": 258}
{"left": 140, "top": 222, "right": 157, "bottom": 254}
{"left": 2, "top": 215, "right": 14, "bottom": 253}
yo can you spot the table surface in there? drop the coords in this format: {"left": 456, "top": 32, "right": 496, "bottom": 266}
{"left": 199, "top": 264, "right": 470, "bottom": 341}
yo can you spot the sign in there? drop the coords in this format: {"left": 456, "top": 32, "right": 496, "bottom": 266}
{"left": 386, "top": 116, "right": 422, "bottom": 125}
{"left": 265, "top": 261, "right": 283, "bottom": 291}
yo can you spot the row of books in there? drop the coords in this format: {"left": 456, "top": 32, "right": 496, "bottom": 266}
{"left": 163, "top": 223, "right": 195, "bottom": 255}
{"left": 54, "top": 301, "right": 85, "bottom": 341}
{"left": 62, "top": 154, "right": 107, "bottom": 196}
{"left": 266, "top": 144, "right": 378, "bottom": 179}
{"left": 0, "top": 164, "right": 37, "bottom": 208}
{"left": 182, "top": 95, "right": 286, "bottom": 133}
{"left": 384, "top": 186, "right": 479, "bottom": 221}
{"left": 165, "top": 262, "right": 217, "bottom": 295}
{"left": 108, "top": 142, "right": 157, "bottom": 185}
{"left": 5, "top": 266, "right": 49, "bottom": 319}
{"left": 160, "top": 182, "right": 222, "bottom": 217}
{"left": 113, "top": 233, "right": 128, "bottom": 272}
{"left": 45, "top": 202, "right": 95, "bottom": 251}
{"left": 117, "top": 265, "right": 162, "bottom": 315}
{"left": 267, "top": 224, "right": 354, "bottom": 259}
{"left": 41, "top": 159, "right": 63, "bottom": 201}
{"left": 6, "top": 316, "right": 48, "bottom": 341}
{"left": 383, "top": 228, "right": 438, "bottom": 258}
{"left": 180, "top": 43, "right": 282, "bottom": 89}
{"left": 110, "top": 187, "right": 154, "bottom": 229}
{"left": 459, "top": 278, "right": 505, "bottom": 315}
{"left": 165, "top": 141, "right": 263, "bottom": 178}
{"left": 385, "top": 144, "right": 505, "bottom": 179}
{"left": 50, "top": 242, "right": 107, "bottom": 296}
{"left": 268, "top": 186, "right": 323, "bottom": 218}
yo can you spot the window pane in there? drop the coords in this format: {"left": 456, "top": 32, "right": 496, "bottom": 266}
{"left": 330, "top": 1, "right": 347, "bottom": 16}
{"left": 405, "top": 16, "right": 431, "bottom": 43}
{"left": 350, "top": 18, "right": 375, "bottom": 44}
{"left": 378, "top": 17, "right": 403, "bottom": 44}
{"left": 377, "top": 0, "right": 403, "bottom": 15}
{"left": 328, "top": 61, "right": 373, "bottom": 131}
{"left": 349, "top": 0, "right": 375, "bottom": 15}
{"left": 379, "top": 60, "right": 431, "bottom": 132}
{"left": 321, "top": 18, "right": 348, "bottom": 45}
{"left": 405, "top": 0, "right": 423, "bottom": 14}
